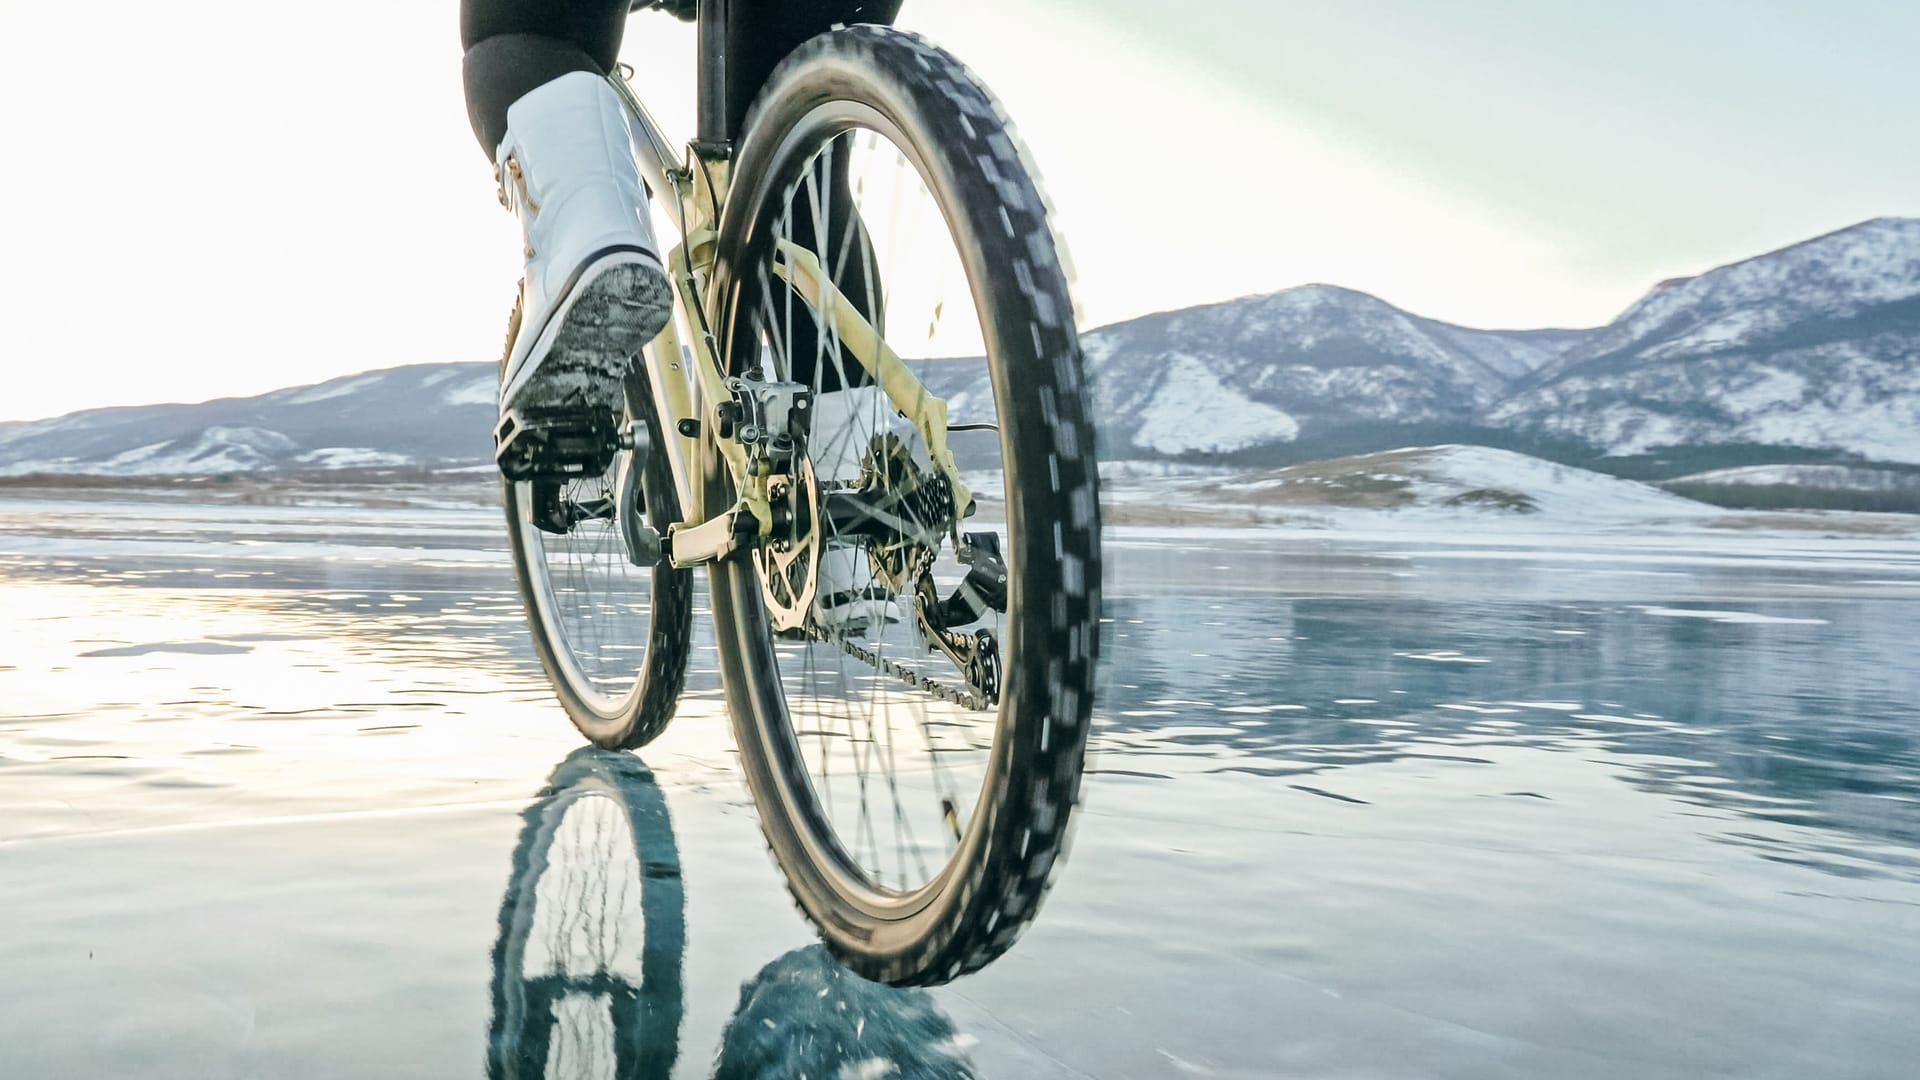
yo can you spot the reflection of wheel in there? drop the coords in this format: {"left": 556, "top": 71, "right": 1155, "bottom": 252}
{"left": 707, "top": 27, "right": 1102, "bottom": 985}
{"left": 487, "top": 748, "right": 685, "bottom": 1079}
{"left": 502, "top": 302, "right": 695, "bottom": 748}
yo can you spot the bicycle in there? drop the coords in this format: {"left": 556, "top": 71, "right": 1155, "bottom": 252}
{"left": 494, "top": 4, "right": 1102, "bottom": 986}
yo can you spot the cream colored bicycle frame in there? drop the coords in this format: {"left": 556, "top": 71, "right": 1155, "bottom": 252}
{"left": 608, "top": 72, "right": 970, "bottom": 569}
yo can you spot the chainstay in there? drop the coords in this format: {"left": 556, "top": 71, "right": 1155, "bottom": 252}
{"left": 805, "top": 624, "right": 985, "bottom": 712}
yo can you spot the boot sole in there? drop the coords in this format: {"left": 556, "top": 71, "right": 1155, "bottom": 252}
{"left": 501, "top": 250, "right": 674, "bottom": 417}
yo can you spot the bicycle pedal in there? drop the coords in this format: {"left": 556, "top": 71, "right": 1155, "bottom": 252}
{"left": 495, "top": 406, "right": 623, "bottom": 482}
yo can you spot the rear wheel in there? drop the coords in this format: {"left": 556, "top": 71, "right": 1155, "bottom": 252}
{"left": 707, "top": 26, "right": 1101, "bottom": 985}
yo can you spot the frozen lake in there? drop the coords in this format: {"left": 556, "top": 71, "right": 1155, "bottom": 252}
{"left": 3, "top": 492, "right": 1919, "bottom": 1078}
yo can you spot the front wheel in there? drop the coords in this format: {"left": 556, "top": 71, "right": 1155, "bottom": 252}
{"left": 708, "top": 26, "right": 1102, "bottom": 985}
{"left": 503, "top": 315, "right": 695, "bottom": 749}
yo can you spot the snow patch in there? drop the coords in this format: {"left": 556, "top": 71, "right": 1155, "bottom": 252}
{"left": 443, "top": 373, "right": 498, "bottom": 407}
{"left": 47, "top": 427, "right": 301, "bottom": 476}
{"left": 99, "top": 441, "right": 176, "bottom": 468}
{"left": 1131, "top": 354, "right": 1298, "bottom": 454}
{"left": 1717, "top": 367, "right": 1810, "bottom": 414}
{"left": 1387, "top": 445, "right": 1710, "bottom": 518}
{"left": 1642, "top": 307, "right": 1785, "bottom": 359}
{"left": 295, "top": 447, "right": 414, "bottom": 469}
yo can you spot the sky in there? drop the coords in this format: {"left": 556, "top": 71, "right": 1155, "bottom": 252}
{"left": 0, "top": 0, "right": 1915, "bottom": 422}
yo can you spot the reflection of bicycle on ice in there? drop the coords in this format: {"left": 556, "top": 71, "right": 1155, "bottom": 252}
{"left": 487, "top": 747, "right": 979, "bottom": 1078}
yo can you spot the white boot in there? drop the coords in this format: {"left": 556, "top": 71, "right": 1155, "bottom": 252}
{"left": 496, "top": 71, "right": 671, "bottom": 422}
{"left": 811, "top": 385, "right": 899, "bottom": 631}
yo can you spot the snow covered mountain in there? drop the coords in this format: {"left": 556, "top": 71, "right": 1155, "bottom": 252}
{"left": 1486, "top": 218, "right": 1920, "bottom": 462}
{"left": 1082, "top": 285, "right": 1590, "bottom": 456}
{"left": 927, "top": 284, "right": 1589, "bottom": 459}
{"left": 0, "top": 364, "right": 496, "bottom": 477}
{"left": 0, "top": 218, "right": 1913, "bottom": 481}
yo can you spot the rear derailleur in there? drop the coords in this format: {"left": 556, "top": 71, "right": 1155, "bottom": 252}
{"left": 909, "top": 533, "right": 1010, "bottom": 707}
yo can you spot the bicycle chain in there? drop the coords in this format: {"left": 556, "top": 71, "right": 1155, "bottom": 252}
{"left": 806, "top": 623, "right": 985, "bottom": 712}
{"left": 795, "top": 522, "right": 987, "bottom": 709}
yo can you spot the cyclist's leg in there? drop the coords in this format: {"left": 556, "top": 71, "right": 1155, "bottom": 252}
{"left": 461, "top": 0, "right": 631, "bottom": 156}
{"left": 725, "top": 1, "right": 903, "bottom": 391}
{"left": 720, "top": 1, "right": 904, "bottom": 139}
{"left": 465, "top": 0, "right": 904, "bottom": 162}
{"left": 462, "top": 0, "right": 672, "bottom": 432}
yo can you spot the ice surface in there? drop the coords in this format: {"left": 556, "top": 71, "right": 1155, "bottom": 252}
{"left": 3, "top": 491, "right": 1920, "bottom": 1078}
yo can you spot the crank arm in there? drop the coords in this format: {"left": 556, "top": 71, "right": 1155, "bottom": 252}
{"left": 613, "top": 422, "right": 664, "bottom": 567}
{"left": 664, "top": 501, "right": 760, "bottom": 567}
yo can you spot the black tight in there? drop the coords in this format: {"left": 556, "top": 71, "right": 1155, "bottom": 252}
{"left": 461, "top": 1, "right": 903, "bottom": 156}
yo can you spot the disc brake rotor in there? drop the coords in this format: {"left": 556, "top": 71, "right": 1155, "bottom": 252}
{"left": 754, "top": 458, "right": 821, "bottom": 631}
